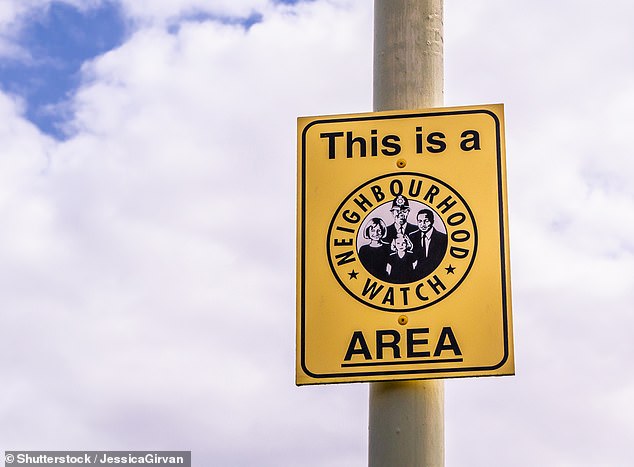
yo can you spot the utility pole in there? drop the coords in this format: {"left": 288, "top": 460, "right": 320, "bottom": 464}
{"left": 369, "top": 1, "right": 445, "bottom": 466}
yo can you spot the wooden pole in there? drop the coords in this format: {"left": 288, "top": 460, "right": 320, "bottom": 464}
{"left": 370, "top": 1, "right": 444, "bottom": 466}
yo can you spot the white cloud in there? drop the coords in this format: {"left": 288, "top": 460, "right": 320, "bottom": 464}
{"left": 116, "top": 0, "right": 274, "bottom": 28}
{"left": 0, "top": 0, "right": 373, "bottom": 464}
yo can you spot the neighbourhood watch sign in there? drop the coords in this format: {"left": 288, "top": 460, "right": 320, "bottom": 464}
{"left": 296, "top": 104, "right": 514, "bottom": 385}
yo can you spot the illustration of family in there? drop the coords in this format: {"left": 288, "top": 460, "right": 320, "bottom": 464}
{"left": 358, "top": 195, "right": 448, "bottom": 284}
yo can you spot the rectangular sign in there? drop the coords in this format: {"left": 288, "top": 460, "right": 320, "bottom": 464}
{"left": 296, "top": 104, "right": 514, "bottom": 385}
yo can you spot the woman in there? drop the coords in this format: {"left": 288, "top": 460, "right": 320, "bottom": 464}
{"left": 358, "top": 218, "right": 390, "bottom": 281}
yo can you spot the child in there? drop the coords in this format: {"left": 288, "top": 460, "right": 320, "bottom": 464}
{"left": 386, "top": 233, "right": 416, "bottom": 284}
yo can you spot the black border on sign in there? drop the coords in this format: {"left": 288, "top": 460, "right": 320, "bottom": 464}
{"left": 299, "top": 108, "right": 510, "bottom": 381}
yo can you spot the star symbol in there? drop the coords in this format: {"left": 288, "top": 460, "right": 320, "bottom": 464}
{"left": 348, "top": 270, "right": 359, "bottom": 279}
{"left": 445, "top": 265, "right": 456, "bottom": 274}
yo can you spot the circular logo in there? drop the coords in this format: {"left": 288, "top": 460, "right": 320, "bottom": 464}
{"left": 327, "top": 172, "right": 477, "bottom": 312}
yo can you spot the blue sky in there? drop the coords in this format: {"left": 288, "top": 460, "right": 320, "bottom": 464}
{"left": 0, "top": 2, "right": 126, "bottom": 138}
{"left": 0, "top": 1, "right": 633, "bottom": 466}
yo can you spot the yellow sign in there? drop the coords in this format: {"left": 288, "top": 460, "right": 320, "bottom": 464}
{"left": 296, "top": 104, "right": 514, "bottom": 385}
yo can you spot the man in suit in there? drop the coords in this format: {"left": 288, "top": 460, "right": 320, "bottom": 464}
{"left": 409, "top": 208, "right": 448, "bottom": 278}
{"left": 384, "top": 195, "right": 418, "bottom": 244}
